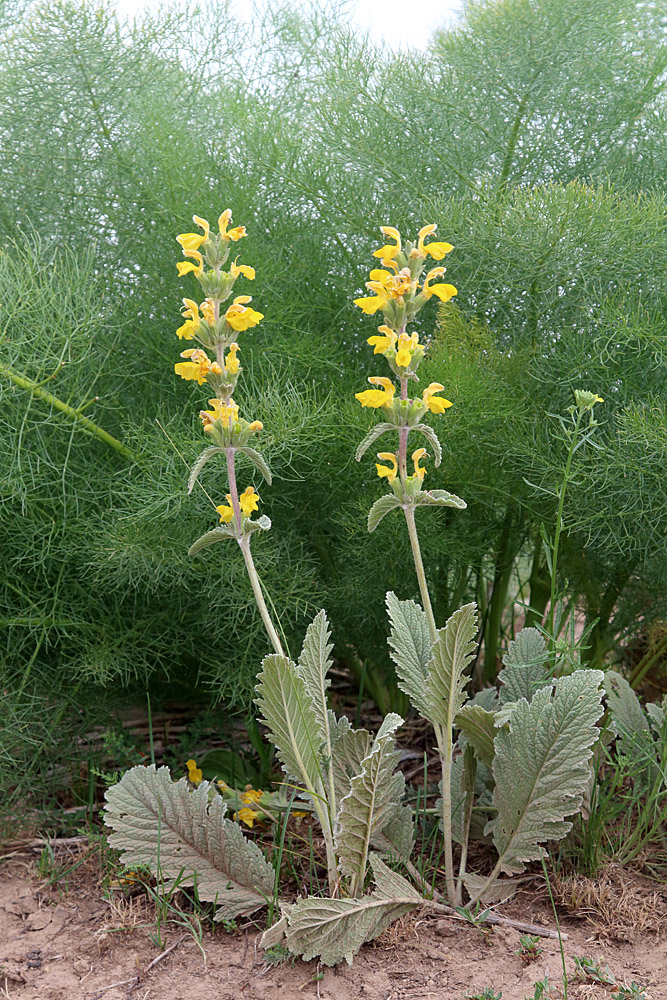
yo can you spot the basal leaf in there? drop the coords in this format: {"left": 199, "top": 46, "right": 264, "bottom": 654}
{"left": 188, "top": 524, "right": 237, "bottom": 556}
{"left": 187, "top": 446, "right": 225, "bottom": 494}
{"left": 455, "top": 704, "right": 496, "bottom": 770}
{"left": 368, "top": 494, "right": 402, "bottom": 532}
{"left": 499, "top": 628, "right": 550, "bottom": 705}
{"left": 424, "top": 603, "right": 478, "bottom": 729}
{"left": 372, "top": 805, "right": 415, "bottom": 859}
{"left": 104, "top": 765, "right": 274, "bottom": 920}
{"left": 489, "top": 670, "right": 604, "bottom": 875}
{"left": 331, "top": 725, "right": 372, "bottom": 806}
{"left": 296, "top": 609, "right": 334, "bottom": 745}
{"left": 604, "top": 670, "right": 649, "bottom": 738}
{"left": 386, "top": 591, "right": 432, "bottom": 719}
{"left": 462, "top": 873, "right": 526, "bottom": 905}
{"left": 255, "top": 654, "right": 324, "bottom": 795}
{"left": 236, "top": 445, "right": 272, "bottom": 484}
{"left": 355, "top": 422, "right": 395, "bottom": 462}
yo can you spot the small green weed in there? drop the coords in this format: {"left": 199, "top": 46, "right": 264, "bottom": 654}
{"left": 515, "top": 934, "right": 543, "bottom": 964}
{"left": 573, "top": 955, "right": 615, "bottom": 985}
{"left": 467, "top": 990, "right": 502, "bottom": 1000}
{"left": 525, "top": 978, "right": 558, "bottom": 1000}
{"left": 612, "top": 984, "right": 647, "bottom": 1000}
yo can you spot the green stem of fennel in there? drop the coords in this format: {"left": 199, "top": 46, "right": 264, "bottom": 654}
{"left": 548, "top": 409, "right": 583, "bottom": 645}
{"left": 0, "top": 363, "right": 138, "bottom": 460}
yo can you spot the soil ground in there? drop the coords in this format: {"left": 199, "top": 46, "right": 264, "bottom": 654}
{"left": 0, "top": 846, "right": 665, "bottom": 1000}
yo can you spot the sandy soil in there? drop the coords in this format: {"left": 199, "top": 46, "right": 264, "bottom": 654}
{"left": 0, "top": 851, "right": 665, "bottom": 1000}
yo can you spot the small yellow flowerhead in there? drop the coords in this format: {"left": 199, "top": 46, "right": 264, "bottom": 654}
{"left": 415, "top": 224, "right": 453, "bottom": 261}
{"left": 186, "top": 759, "right": 203, "bottom": 786}
{"left": 240, "top": 788, "right": 263, "bottom": 805}
{"left": 230, "top": 258, "right": 255, "bottom": 281}
{"left": 411, "top": 448, "right": 428, "bottom": 480}
{"left": 375, "top": 452, "right": 398, "bottom": 483}
{"left": 355, "top": 376, "right": 396, "bottom": 409}
{"left": 225, "top": 342, "right": 240, "bottom": 374}
{"left": 176, "top": 298, "right": 201, "bottom": 339}
{"left": 422, "top": 267, "right": 457, "bottom": 303}
{"left": 218, "top": 209, "right": 247, "bottom": 242}
{"left": 239, "top": 486, "right": 260, "bottom": 516}
{"left": 225, "top": 295, "right": 264, "bottom": 332}
{"left": 235, "top": 806, "right": 260, "bottom": 828}
{"left": 367, "top": 325, "right": 397, "bottom": 355}
{"left": 177, "top": 249, "right": 204, "bottom": 278}
{"left": 216, "top": 501, "right": 234, "bottom": 523}
{"left": 200, "top": 298, "right": 215, "bottom": 325}
{"left": 422, "top": 383, "right": 453, "bottom": 414}
{"left": 174, "top": 349, "right": 211, "bottom": 384}
{"left": 373, "top": 225, "right": 402, "bottom": 260}
{"left": 395, "top": 332, "right": 420, "bottom": 368}
{"left": 199, "top": 397, "right": 240, "bottom": 431}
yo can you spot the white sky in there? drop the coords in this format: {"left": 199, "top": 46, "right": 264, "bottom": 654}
{"left": 113, "top": 0, "right": 464, "bottom": 50}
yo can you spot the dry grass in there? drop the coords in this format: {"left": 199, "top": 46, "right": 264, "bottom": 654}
{"left": 552, "top": 863, "right": 667, "bottom": 940}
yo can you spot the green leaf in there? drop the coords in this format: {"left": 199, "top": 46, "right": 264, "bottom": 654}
{"left": 489, "top": 670, "right": 604, "bottom": 875}
{"left": 604, "top": 670, "right": 649, "bottom": 738}
{"left": 187, "top": 446, "right": 226, "bottom": 494}
{"left": 284, "top": 855, "right": 420, "bottom": 966}
{"left": 372, "top": 805, "right": 415, "bottom": 859}
{"left": 386, "top": 591, "right": 432, "bottom": 720}
{"left": 335, "top": 715, "right": 405, "bottom": 894}
{"left": 236, "top": 446, "right": 272, "bottom": 484}
{"left": 255, "top": 654, "right": 324, "bottom": 795}
{"left": 499, "top": 628, "right": 550, "bottom": 706}
{"left": 296, "top": 610, "right": 334, "bottom": 745}
{"left": 188, "top": 524, "right": 237, "bottom": 556}
{"left": 413, "top": 489, "right": 467, "bottom": 511}
{"left": 410, "top": 423, "right": 442, "bottom": 466}
{"left": 331, "top": 726, "right": 372, "bottom": 806}
{"left": 367, "top": 494, "right": 402, "bottom": 532}
{"left": 455, "top": 704, "right": 496, "bottom": 770}
{"left": 104, "top": 765, "right": 274, "bottom": 921}
{"left": 424, "top": 603, "right": 478, "bottom": 729}
{"left": 355, "top": 422, "right": 396, "bottom": 462}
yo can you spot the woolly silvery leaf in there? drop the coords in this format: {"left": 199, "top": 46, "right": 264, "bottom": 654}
{"left": 104, "top": 765, "right": 274, "bottom": 920}
{"left": 470, "top": 687, "right": 500, "bottom": 711}
{"left": 285, "top": 855, "right": 420, "bottom": 966}
{"left": 296, "top": 610, "right": 333, "bottom": 745}
{"left": 355, "top": 422, "right": 395, "bottom": 462}
{"left": 424, "top": 603, "right": 478, "bottom": 729}
{"left": 188, "top": 524, "right": 236, "bottom": 555}
{"left": 463, "top": 873, "right": 526, "bottom": 905}
{"left": 499, "top": 628, "right": 550, "bottom": 705}
{"left": 604, "top": 670, "right": 649, "bottom": 739}
{"left": 455, "top": 704, "right": 496, "bottom": 770}
{"left": 372, "top": 805, "right": 415, "bottom": 859}
{"left": 187, "top": 446, "right": 225, "bottom": 494}
{"left": 335, "top": 717, "right": 405, "bottom": 892}
{"left": 489, "top": 670, "right": 604, "bottom": 875}
{"left": 241, "top": 514, "right": 271, "bottom": 535}
{"left": 410, "top": 423, "right": 442, "bottom": 466}
{"left": 236, "top": 445, "right": 272, "bottom": 484}
{"left": 255, "top": 654, "right": 324, "bottom": 793}
{"left": 367, "top": 494, "right": 402, "bottom": 532}
{"left": 331, "top": 726, "right": 372, "bottom": 805}
{"left": 413, "top": 489, "right": 466, "bottom": 510}
{"left": 386, "top": 592, "right": 432, "bottom": 720}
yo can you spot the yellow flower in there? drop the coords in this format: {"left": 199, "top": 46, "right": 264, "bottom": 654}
{"left": 210, "top": 362, "right": 223, "bottom": 376}
{"left": 422, "top": 268, "right": 457, "bottom": 302}
{"left": 216, "top": 502, "right": 234, "bottom": 523}
{"left": 218, "top": 209, "right": 247, "bottom": 242}
{"left": 174, "top": 349, "right": 211, "bottom": 384}
{"left": 193, "top": 215, "right": 210, "bottom": 240}
{"left": 225, "top": 295, "right": 264, "bottom": 332}
{"left": 422, "top": 383, "right": 453, "bottom": 414}
{"left": 186, "top": 759, "right": 203, "bottom": 786}
{"left": 177, "top": 298, "right": 201, "bottom": 340}
{"left": 176, "top": 232, "right": 207, "bottom": 253}
{"left": 240, "top": 788, "right": 263, "bottom": 805}
{"left": 373, "top": 225, "right": 402, "bottom": 260}
{"left": 411, "top": 447, "right": 427, "bottom": 479}
{"left": 367, "top": 325, "right": 397, "bottom": 355}
{"left": 177, "top": 250, "right": 204, "bottom": 277}
{"left": 355, "top": 376, "right": 396, "bottom": 408}
{"left": 225, "top": 342, "right": 240, "bottom": 374}
{"left": 395, "top": 332, "right": 416, "bottom": 368}
{"left": 239, "top": 486, "right": 260, "bottom": 516}
{"left": 236, "top": 807, "right": 260, "bottom": 828}
{"left": 200, "top": 298, "right": 215, "bottom": 325}
{"left": 416, "top": 224, "right": 453, "bottom": 261}
{"left": 248, "top": 420, "right": 263, "bottom": 432}
{"left": 375, "top": 452, "right": 398, "bottom": 483}
{"left": 230, "top": 259, "right": 255, "bottom": 281}
{"left": 199, "top": 397, "right": 239, "bottom": 431}
{"left": 354, "top": 291, "right": 388, "bottom": 315}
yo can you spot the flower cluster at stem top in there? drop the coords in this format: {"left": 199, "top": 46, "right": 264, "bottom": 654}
{"left": 354, "top": 223, "right": 457, "bottom": 491}
{"left": 174, "top": 210, "right": 264, "bottom": 525}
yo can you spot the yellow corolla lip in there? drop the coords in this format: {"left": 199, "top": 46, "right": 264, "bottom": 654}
{"left": 373, "top": 225, "right": 402, "bottom": 260}
{"left": 422, "top": 383, "right": 453, "bottom": 414}
{"left": 239, "top": 486, "right": 260, "bottom": 516}
{"left": 395, "top": 333, "right": 413, "bottom": 367}
{"left": 367, "top": 325, "right": 397, "bottom": 355}
{"left": 177, "top": 232, "right": 206, "bottom": 252}
{"left": 411, "top": 447, "right": 428, "bottom": 478}
{"left": 176, "top": 250, "right": 204, "bottom": 277}
{"left": 355, "top": 376, "right": 396, "bottom": 408}
{"left": 192, "top": 215, "right": 210, "bottom": 239}
{"left": 230, "top": 259, "right": 255, "bottom": 280}
{"left": 375, "top": 451, "right": 398, "bottom": 483}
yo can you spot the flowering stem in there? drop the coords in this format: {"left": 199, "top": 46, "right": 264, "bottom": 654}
{"left": 239, "top": 537, "right": 284, "bottom": 657}
{"left": 226, "top": 447, "right": 243, "bottom": 530}
{"left": 548, "top": 409, "right": 583, "bottom": 646}
{"left": 403, "top": 505, "right": 438, "bottom": 646}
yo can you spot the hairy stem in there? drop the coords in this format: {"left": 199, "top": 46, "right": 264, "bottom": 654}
{"left": 239, "top": 537, "right": 284, "bottom": 657}
{"left": 436, "top": 722, "right": 458, "bottom": 905}
{"left": 404, "top": 506, "right": 438, "bottom": 645}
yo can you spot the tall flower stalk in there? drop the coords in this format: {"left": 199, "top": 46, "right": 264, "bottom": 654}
{"left": 174, "top": 210, "right": 283, "bottom": 656}
{"left": 353, "top": 223, "right": 468, "bottom": 902}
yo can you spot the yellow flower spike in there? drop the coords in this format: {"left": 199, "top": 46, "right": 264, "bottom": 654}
{"left": 422, "top": 383, "right": 453, "bottom": 414}
{"left": 186, "top": 759, "right": 203, "bottom": 786}
{"left": 192, "top": 215, "right": 210, "bottom": 240}
{"left": 375, "top": 452, "right": 398, "bottom": 483}
{"left": 373, "top": 225, "right": 402, "bottom": 260}
{"left": 230, "top": 258, "right": 255, "bottom": 281}
{"left": 225, "top": 295, "right": 264, "bottom": 332}
{"left": 411, "top": 447, "right": 428, "bottom": 479}
{"left": 417, "top": 224, "right": 454, "bottom": 261}
{"left": 216, "top": 502, "right": 234, "bottom": 523}
{"left": 240, "top": 788, "right": 263, "bottom": 805}
{"left": 177, "top": 232, "right": 206, "bottom": 253}
{"left": 355, "top": 376, "right": 396, "bottom": 408}
{"left": 239, "top": 486, "right": 260, "bottom": 516}
{"left": 177, "top": 250, "right": 204, "bottom": 277}
{"left": 225, "top": 342, "right": 240, "bottom": 374}
{"left": 367, "top": 325, "right": 397, "bottom": 355}
{"left": 200, "top": 298, "right": 215, "bottom": 325}
{"left": 395, "top": 333, "right": 413, "bottom": 368}
{"left": 236, "top": 807, "right": 260, "bottom": 828}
